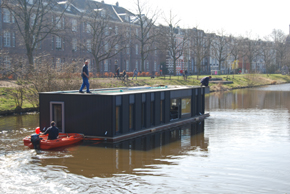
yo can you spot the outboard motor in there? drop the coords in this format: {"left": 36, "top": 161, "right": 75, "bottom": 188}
{"left": 31, "top": 134, "right": 40, "bottom": 150}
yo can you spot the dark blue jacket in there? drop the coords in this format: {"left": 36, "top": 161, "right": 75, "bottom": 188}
{"left": 81, "top": 65, "right": 89, "bottom": 78}
{"left": 200, "top": 77, "right": 210, "bottom": 86}
{"left": 43, "top": 126, "right": 59, "bottom": 140}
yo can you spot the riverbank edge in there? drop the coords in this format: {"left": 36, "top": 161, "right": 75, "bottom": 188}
{"left": 0, "top": 107, "right": 39, "bottom": 117}
{"left": 209, "top": 81, "right": 290, "bottom": 93}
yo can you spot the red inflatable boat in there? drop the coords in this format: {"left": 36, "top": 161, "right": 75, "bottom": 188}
{"left": 23, "top": 132, "right": 84, "bottom": 150}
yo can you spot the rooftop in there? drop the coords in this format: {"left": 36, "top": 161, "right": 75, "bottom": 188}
{"left": 40, "top": 85, "right": 202, "bottom": 95}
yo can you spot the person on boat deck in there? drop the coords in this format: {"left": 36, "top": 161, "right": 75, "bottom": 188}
{"left": 79, "top": 60, "right": 91, "bottom": 93}
{"left": 41, "top": 121, "right": 59, "bottom": 140}
{"left": 200, "top": 76, "right": 211, "bottom": 87}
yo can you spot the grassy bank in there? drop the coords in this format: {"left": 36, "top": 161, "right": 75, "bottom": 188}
{"left": 1, "top": 73, "right": 290, "bottom": 112}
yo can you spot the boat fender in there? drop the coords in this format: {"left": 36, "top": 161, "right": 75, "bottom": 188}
{"left": 31, "top": 134, "right": 40, "bottom": 150}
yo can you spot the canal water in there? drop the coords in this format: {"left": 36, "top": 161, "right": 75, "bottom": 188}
{"left": 1, "top": 84, "right": 290, "bottom": 193}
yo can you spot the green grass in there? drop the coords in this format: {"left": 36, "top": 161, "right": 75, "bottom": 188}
{"left": 0, "top": 88, "right": 34, "bottom": 112}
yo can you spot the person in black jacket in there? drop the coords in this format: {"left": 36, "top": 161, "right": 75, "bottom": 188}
{"left": 200, "top": 76, "right": 211, "bottom": 86}
{"left": 41, "top": 121, "right": 59, "bottom": 140}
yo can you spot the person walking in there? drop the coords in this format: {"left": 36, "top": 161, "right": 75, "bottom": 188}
{"left": 184, "top": 69, "right": 188, "bottom": 80}
{"left": 132, "top": 68, "right": 138, "bottom": 80}
{"left": 200, "top": 76, "right": 211, "bottom": 87}
{"left": 79, "top": 60, "right": 91, "bottom": 93}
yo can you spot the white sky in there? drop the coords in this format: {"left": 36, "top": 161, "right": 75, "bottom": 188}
{"left": 104, "top": 0, "right": 290, "bottom": 39}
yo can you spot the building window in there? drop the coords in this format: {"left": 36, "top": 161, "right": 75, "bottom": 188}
{"left": 56, "top": 58, "right": 61, "bottom": 70}
{"left": 56, "top": 17, "right": 61, "bottom": 29}
{"left": 4, "top": 56, "right": 11, "bottom": 70}
{"left": 136, "top": 28, "right": 138, "bottom": 37}
{"left": 126, "top": 44, "right": 129, "bottom": 54}
{"left": 65, "top": 4, "right": 71, "bottom": 11}
{"left": 154, "top": 61, "right": 156, "bottom": 71}
{"left": 136, "top": 61, "right": 138, "bottom": 69}
{"left": 72, "top": 38, "right": 77, "bottom": 51}
{"left": 115, "top": 26, "right": 118, "bottom": 35}
{"left": 101, "top": 10, "right": 106, "bottom": 18}
{"left": 86, "top": 23, "right": 91, "bottom": 33}
{"left": 146, "top": 61, "right": 149, "bottom": 71}
{"left": 86, "top": 39, "right": 91, "bottom": 52}
{"left": 135, "top": 44, "right": 138, "bottom": 55}
{"left": 72, "top": 19, "right": 77, "bottom": 31}
{"left": 56, "top": 36, "right": 61, "bottom": 49}
{"left": 3, "top": 8, "right": 10, "bottom": 23}
{"left": 104, "top": 60, "right": 108, "bottom": 71}
{"left": 51, "top": 36, "right": 54, "bottom": 50}
{"left": 12, "top": 32, "right": 15, "bottom": 47}
{"left": 31, "top": 13, "right": 36, "bottom": 26}
{"left": 116, "top": 106, "right": 121, "bottom": 133}
{"left": 4, "top": 31, "right": 10, "bottom": 47}
{"left": 129, "top": 104, "right": 134, "bottom": 130}
{"left": 115, "top": 44, "right": 119, "bottom": 54}
{"left": 126, "top": 60, "right": 129, "bottom": 71}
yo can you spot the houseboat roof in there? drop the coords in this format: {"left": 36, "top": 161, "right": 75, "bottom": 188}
{"left": 40, "top": 85, "right": 203, "bottom": 95}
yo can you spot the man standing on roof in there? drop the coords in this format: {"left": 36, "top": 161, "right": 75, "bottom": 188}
{"left": 79, "top": 60, "right": 91, "bottom": 93}
{"left": 200, "top": 76, "right": 211, "bottom": 87}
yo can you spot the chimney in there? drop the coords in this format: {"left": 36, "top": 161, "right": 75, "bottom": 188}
{"left": 101, "top": 0, "right": 104, "bottom": 3}
{"left": 116, "top": 2, "right": 119, "bottom": 7}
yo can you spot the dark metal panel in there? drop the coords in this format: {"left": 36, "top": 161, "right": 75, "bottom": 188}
{"left": 135, "top": 94, "right": 142, "bottom": 131}
{"left": 170, "top": 89, "right": 192, "bottom": 99}
{"left": 155, "top": 92, "right": 161, "bottom": 126}
{"left": 112, "top": 96, "right": 116, "bottom": 137}
{"left": 191, "top": 89, "right": 196, "bottom": 117}
{"left": 145, "top": 93, "right": 151, "bottom": 128}
{"left": 201, "top": 88, "right": 205, "bottom": 114}
{"left": 197, "top": 88, "right": 202, "bottom": 115}
{"left": 122, "top": 95, "right": 129, "bottom": 134}
{"left": 164, "top": 91, "right": 170, "bottom": 123}
{"left": 40, "top": 94, "right": 113, "bottom": 137}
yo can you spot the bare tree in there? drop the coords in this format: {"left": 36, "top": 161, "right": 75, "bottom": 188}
{"left": 161, "top": 11, "right": 188, "bottom": 76}
{"left": 242, "top": 33, "right": 260, "bottom": 73}
{"left": 270, "top": 29, "right": 287, "bottom": 72}
{"left": 260, "top": 37, "right": 276, "bottom": 74}
{"left": 188, "top": 27, "right": 211, "bottom": 79}
{"left": 211, "top": 30, "right": 230, "bottom": 71}
{"left": 81, "top": 7, "right": 127, "bottom": 73}
{"left": 133, "top": 0, "right": 160, "bottom": 72}
{"left": 2, "top": 0, "right": 66, "bottom": 69}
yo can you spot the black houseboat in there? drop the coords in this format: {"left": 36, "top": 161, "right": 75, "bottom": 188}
{"left": 39, "top": 85, "right": 209, "bottom": 141}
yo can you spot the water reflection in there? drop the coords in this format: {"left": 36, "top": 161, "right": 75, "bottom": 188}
{"left": 38, "top": 121, "right": 208, "bottom": 178}
{"left": 206, "top": 84, "right": 290, "bottom": 110}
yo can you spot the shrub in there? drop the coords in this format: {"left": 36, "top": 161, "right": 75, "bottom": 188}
{"left": 127, "top": 72, "right": 133, "bottom": 77}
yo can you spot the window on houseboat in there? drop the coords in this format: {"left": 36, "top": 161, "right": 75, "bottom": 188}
{"left": 181, "top": 98, "right": 191, "bottom": 117}
{"left": 170, "top": 99, "right": 179, "bottom": 120}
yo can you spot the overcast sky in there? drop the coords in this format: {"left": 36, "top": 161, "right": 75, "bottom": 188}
{"left": 104, "top": 0, "right": 290, "bottom": 39}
